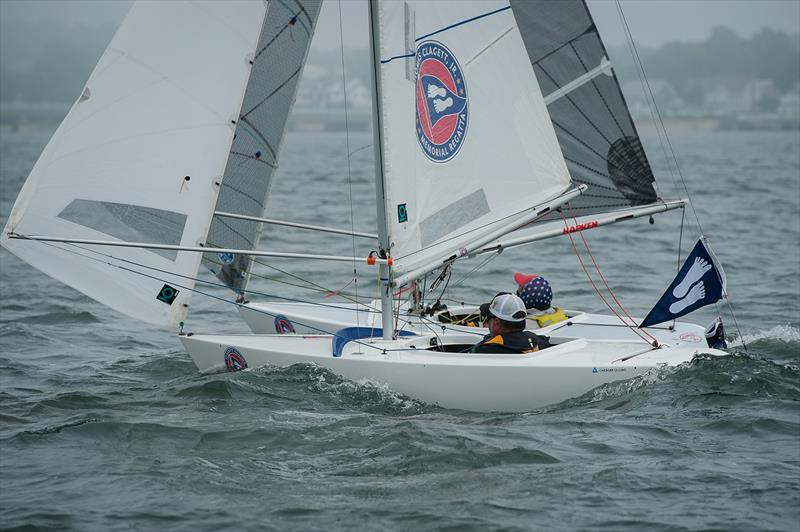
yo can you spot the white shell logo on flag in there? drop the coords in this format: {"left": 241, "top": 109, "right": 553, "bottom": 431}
{"left": 415, "top": 41, "right": 468, "bottom": 163}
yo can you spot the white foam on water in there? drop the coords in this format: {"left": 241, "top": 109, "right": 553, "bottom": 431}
{"left": 729, "top": 324, "right": 800, "bottom": 346}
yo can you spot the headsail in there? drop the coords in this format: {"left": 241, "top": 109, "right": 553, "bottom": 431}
{"left": 1, "top": 1, "right": 268, "bottom": 327}
{"left": 509, "top": 0, "right": 660, "bottom": 222}
{"left": 376, "top": 1, "right": 573, "bottom": 284}
{"left": 202, "top": 0, "right": 322, "bottom": 294}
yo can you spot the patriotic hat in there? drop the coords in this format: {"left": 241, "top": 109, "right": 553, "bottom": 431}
{"left": 515, "top": 273, "right": 552, "bottom": 311}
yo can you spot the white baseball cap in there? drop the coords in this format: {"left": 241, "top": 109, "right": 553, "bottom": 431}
{"left": 486, "top": 293, "right": 527, "bottom": 322}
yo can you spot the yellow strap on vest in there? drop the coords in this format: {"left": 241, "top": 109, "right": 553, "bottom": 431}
{"left": 484, "top": 335, "right": 505, "bottom": 345}
{"left": 532, "top": 307, "right": 568, "bottom": 328}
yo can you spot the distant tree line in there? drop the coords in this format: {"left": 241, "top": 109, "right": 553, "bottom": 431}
{"left": 610, "top": 26, "right": 800, "bottom": 106}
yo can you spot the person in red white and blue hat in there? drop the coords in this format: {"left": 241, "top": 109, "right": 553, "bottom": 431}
{"left": 513, "top": 272, "right": 568, "bottom": 328}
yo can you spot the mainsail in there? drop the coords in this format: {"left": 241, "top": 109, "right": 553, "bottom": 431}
{"left": 202, "top": 0, "right": 322, "bottom": 294}
{"left": 376, "top": 1, "right": 573, "bottom": 285}
{"left": 1, "top": 1, "right": 269, "bottom": 326}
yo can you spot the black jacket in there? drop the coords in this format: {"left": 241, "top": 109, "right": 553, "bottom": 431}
{"left": 470, "top": 330, "right": 550, "bottom": 354}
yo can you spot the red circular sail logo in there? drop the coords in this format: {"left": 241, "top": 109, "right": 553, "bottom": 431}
{"left": 415, "top": 41, "right": 468, "bottom": 163}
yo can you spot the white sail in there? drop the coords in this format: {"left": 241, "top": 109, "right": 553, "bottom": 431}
{"left": 203, "top": 0, "right": 322, "bottom": 294}
{"left": 376, "top": 0, "right": 572, "bottom": 283}
{"left": 1, "top": 1, "right": 267, "bottom": 327}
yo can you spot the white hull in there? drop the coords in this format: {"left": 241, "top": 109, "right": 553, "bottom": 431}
{"left": 238, "top": 300, "right": 712, "bottom": 348}
{"left": 180, "top": 331, "right": 725, "bottom": 412}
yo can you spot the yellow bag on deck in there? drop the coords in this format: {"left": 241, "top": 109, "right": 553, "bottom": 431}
{"left": 530, "top": 307, "right": 568, "bottom": 328}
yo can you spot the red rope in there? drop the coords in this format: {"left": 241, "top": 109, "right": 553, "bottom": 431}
{"left": 566, "top": 204, "right": 660, "bottom": 344}
{"left": 559, "top": 207, "right": 658, "bottom": 346}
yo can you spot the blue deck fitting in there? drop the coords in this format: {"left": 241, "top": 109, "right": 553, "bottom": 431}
{"left": 332, "top": 327, "right": 416, "bottom": 357}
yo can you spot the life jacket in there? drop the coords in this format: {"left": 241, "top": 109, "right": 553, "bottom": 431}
{"left": 529, "top": 306, "right": 567, "bottom": 328}
{"left": 471, "top": 330, "right": 549, "bottom": 354}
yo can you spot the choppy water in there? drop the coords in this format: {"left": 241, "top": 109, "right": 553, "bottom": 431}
{"left": 1, "top": 125, "right": 799, "bottom": 531}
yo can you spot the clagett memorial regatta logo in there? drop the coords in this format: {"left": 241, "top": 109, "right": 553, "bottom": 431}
{"left": 415, "top": 40, "right": 468, "bottom": 163}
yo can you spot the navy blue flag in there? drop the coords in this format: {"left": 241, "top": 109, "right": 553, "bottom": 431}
{"left": 640, "top": 238, "right": 727, "bottom": 328}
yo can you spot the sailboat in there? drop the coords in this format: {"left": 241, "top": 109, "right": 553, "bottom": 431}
{"left": 1, "top": 0, "right": 728, "bottom": 412}
{"left": 235, "top": 0, "right": 716, "bottom": 347}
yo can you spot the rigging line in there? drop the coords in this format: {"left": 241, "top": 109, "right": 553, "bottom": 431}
{"left": 435, "top": 267, "right": 452, "bottom": 304}
{"left": 418, "top": 314, "right": 486, "bottom": 338}
{"left": 338, "top": 0, "right": 361, "bottom": 329}
{"left": 565, "top": 204, "right": 660, "bottom": 345}
{"left": 559, "top": 209, "right": 656, "bottom": 345}
{"left": 206, "top": 219, "right": 257, "bottom": 250}
{"left": 415, "top": 5, "right": 511, "bottom": 42}
{"left": 614, "top": 2, "right": 678, "bottom": 198}
{"left": 614, "top": 1, "right": 704, "bottom": 234}
{"left": 246, "top": 256, "right": 380, "bottom": 311}
{"left": 616, "top": 1, "right": 743, "bottom": 347}
{"left": 724, "top": 295, "right": 748, "bottom": 354}
{"left": 349, "top": 143, "right": 372, "bottom": 157}
{"left": 20, "top": 234, "right": 378, "bottom": 315}
{"left": 450, "top": 250, "right": 501, "bottom": 289}
{"left": 671, "top": 207, "right": 687, "bottom": 329}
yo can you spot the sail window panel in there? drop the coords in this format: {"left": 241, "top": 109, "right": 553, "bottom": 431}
{"left": 419, "top": 189, "right": 491, "bottom": 248}
{"left": 57, "top": 199, "right": 186, "bottom": 261}
{"left": 202, "top": 0, "right": 322, "bottom": 293}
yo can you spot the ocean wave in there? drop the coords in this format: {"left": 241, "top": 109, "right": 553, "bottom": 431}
{"left": 544, "top": 351, "right": 800, "bottom": 413}
{"left": 251, "top": 364, "right": 430, "bottom": 415}
{"left": 730, "top": 324, "right": 800, "bottom": 346}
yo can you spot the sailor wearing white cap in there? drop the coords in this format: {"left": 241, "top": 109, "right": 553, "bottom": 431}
{"left": 470, "top": 294, "right": 550, "bottom": 353}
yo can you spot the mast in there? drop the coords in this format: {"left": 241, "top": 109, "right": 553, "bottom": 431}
{"left": 368, "top": 0, "right": 394, "bottom": 340}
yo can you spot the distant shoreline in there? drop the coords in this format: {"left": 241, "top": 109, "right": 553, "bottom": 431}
{"left": 1, "top": 102, "right": 797, "bottom": 133}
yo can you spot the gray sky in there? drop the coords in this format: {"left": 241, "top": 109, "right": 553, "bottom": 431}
{"left": 1, "top": 0, "right": 798, "bottom": 51}
{"left": 315, "top": 0, "right": 800, "bottom": 50}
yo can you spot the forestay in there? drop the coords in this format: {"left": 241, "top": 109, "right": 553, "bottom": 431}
{"left": 376, "top": 1, "right": 572, "bottom": 283}
{"left": 202, "top": 0, "right": 322, "bottom": 294}
{"left": 1, "top": 1, "right": 267, "bottom": 326}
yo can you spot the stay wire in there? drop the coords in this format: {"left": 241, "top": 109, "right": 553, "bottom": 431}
{"left": 614, "top": 0, "right": 704, "bottom": 235}
{"left": 338, "top": 0, "right": 361, "bottom": 328}
{"left": 450, "top": 250, "right": 501, "bottom": 289}
{"left": 616, "top": 1, "right": 746, "bottom": 349}
{"left": 33, "top": 236, "right": 379, "bottom": 315}
{"left": 19, "top": 237, "right": 399, "bottom": 354}
{"left": 671, "top": 207, "right": 687, "bottom": 329}
{"left": 246, "top": 256, "right": 377, "bottom": 310}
